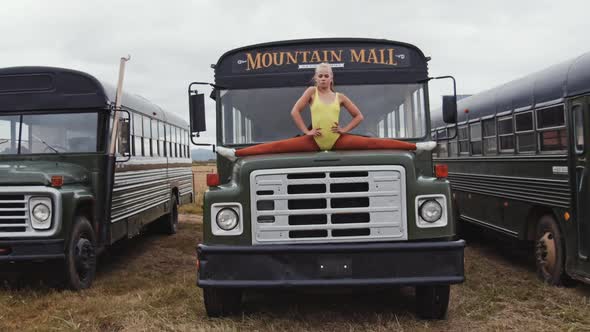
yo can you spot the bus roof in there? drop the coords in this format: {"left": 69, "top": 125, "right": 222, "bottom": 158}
{"left": 0, "top": 66, "right": 188, "bottom": 128}
{"left": 214, "top": 38, "right": 429, "bottom": 89}
{"left": 432, "top": 51, "right": 590, "bottom": 127}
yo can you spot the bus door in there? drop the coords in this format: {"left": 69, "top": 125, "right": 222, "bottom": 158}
{"left": 571, "top": 96, "right": 590, "bottom": 260}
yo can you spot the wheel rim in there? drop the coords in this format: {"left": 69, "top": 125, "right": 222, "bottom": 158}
{"left": 74, "top": 236, "right": 95, "bottom": 282}
{"left": 536, "top": 231, "right": 557, "bottom": 276}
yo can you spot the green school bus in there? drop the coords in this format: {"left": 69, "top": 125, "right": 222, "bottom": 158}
{"left": 432, "top": 51, "right": 590, "bottom": 286}
{"left": 0, "top": 66, "right": 193, "bottom": 289}
{"left": 190, "top": 38, "right": 465, "bottom": 319}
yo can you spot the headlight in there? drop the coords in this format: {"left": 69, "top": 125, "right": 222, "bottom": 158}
{"left": 419, "top": 200, "right": 442, "bottom": 222}
{"left": 33, "top": 203, "right": 51, "bottom": 222}
{"left": 216, "top": 208, "right": 239, "bottom": 231}
{"left": 29, "top": 196, "right": 53, "bottom": 230}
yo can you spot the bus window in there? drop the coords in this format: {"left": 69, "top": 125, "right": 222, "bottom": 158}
{"left": 133, "top": 112, "right": 143, "bottom": 156}
{"left": 166, "top": 124, "right": 172, "bottom": 157}
{"left": 448, "top": 127, "right": 458, "bottom": 156}
{"left": 183, "top": 129, "right": 188, "bottom": 158}
{"left": 458, "top": 125, "right": 469, "bottom": 155}
{"left": 436, "top": 129, "right": 448, "bottom": 157}
{"left": 537, "top": 105, "right": 567, "bottom": 151}
{"left": 151, "top": 119, "right": 159, "bottom": 156}
{"left": 173, "top": 126, "right": 178, "bottom": 158}
{"left": 574, "top": 105, "right": 584, "bottom": 153}
{"left": 469, "top": 122, "right": 482, "bottom": 155}
{"left": 482, "top": 118, "right": 497, "bottom": 155}
{"left": 158, "top": 121, "right": 165, "bottom": 157}
{"left": 143, "top": 116, "right": 152, "bottom": 157}
{"left": 515, "top": 112, "right": 535, "bottom": 153}
{"left": 498, "top": 116, "right": 515, "bottom": 152}
{"left": 0, "top": 115, "right": 21, "bottom": 154}
{"left": 184, "top": 129, "right": 189, "bottom": 158}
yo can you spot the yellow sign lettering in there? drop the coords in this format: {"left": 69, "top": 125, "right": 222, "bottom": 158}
{"left": 246, "top": 53, "right": 261, "bottom": 71}
{"left": 350, "top": 49, "right": 366, "bottom": 63}
{"left": 367, "top": 49, "right": 378, "bottom": 64}
{"left": 262, "top": 53, "right": 272, "bottom": 67}
{"left": 330, "top": 50, "right": 343, "bottom": 62}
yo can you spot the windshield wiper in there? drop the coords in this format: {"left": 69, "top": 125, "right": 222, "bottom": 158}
{"left": 31, "top": 135, "right": 60, "bottom": 154}
{"left": 0, "top": 139, "right": 8, "bottom": 145}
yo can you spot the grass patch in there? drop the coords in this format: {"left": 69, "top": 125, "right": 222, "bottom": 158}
{"left": 2, "top": 215, "right": 590, "bottom": 331}
{"left": 179, "top": 201, "right": 203, "bottom": 214}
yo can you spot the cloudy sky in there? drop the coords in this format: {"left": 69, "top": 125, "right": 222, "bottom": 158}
{"left": 2, "top": 0, "right": 589, "bottom": 145}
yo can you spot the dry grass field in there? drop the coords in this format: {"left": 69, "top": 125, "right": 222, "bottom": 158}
{"left": 178, "top": 163, "right": 216, "bottom": 215}
{"left": 2, "top": 216, "right": 590, "bottom": 331}
{"left": 2, "top": 165, "right": 590, "bottom": 331}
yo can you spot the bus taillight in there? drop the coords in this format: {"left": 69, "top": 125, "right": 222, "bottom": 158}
{"left": 435, "top": 164, "right": 448, "bottom": 179}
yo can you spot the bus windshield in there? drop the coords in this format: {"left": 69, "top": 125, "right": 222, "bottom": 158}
{"left": 220, "top": 84, "right": 427, "bottom": 145}
{"left": 0, "top": 112, "right": 100, "bottom": 155}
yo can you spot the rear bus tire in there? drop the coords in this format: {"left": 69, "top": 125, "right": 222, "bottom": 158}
{"left": 535, "top": 215, "right": 569, "bottom": 286}
{"left": 159, "top": 194, "right": 179, "bottom": 235}
{"left": 415, "top": 285, "right": 450, "bottom": 320}
{"left": 64, "top": 216, "right": 97, "bottom": 290}
{"left": 203, "top": 288, "right": 242, "bottom": 317}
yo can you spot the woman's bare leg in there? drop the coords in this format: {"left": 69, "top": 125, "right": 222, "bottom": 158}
{"left": 235, "top": 135, "right": 320, "bottom": 157}
{"left": 332, "top": 134, "right": 417, "bottom": 151}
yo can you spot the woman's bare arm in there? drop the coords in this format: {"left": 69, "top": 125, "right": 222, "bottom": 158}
{"left": 334, "top": 94, "right": 364, "bottom": 133}
{"left": 291, "top": 87, "right": 319, "bottom": 135}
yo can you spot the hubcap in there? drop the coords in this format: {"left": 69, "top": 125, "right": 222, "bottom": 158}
{"left": 75, "top": 237, "right": 95, "bottom": 280}
{"left": 536, "top": 232, "right": 556, "bottom": 276}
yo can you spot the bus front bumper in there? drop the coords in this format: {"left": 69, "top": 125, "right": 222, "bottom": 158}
{"left": 197, "top": 240, "right": 465, "bottom": 288}
{"left": 0, "top": 239, "right": 65, "bottom": 262}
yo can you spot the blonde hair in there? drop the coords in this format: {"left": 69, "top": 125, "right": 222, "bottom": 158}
{"left": 313, "top": 62, "right": 335, "bottom": 92}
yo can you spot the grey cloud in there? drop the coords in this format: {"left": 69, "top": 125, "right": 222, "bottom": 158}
{"left": 1, "top": 0, "right": 589, "bottom": 144}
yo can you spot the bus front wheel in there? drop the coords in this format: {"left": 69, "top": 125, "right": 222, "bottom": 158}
{"left": 64, "top": 216, "right": 97, "bottom": 290}
{"left": 203, "top": 288, "right": 242, "bottom": 317}
{"left": 535, "top": 215, "right": 568, "bottom": 286}
{"left": 415, "top": 285, "right": 450, "bottom": 319}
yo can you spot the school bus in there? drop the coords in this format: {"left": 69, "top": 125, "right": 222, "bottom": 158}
{"left": 190, "top": 38, "right": 465, "bottom": 319}
{"left": 432, "top": 51, "right": 590, "bottom": 286}
{"left": 0, "top": 66, "right": 193, "bottom": 289}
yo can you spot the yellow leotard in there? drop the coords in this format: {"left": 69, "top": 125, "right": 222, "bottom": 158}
{"left": 311, "top": 88, "right": 341, "bottom": 150}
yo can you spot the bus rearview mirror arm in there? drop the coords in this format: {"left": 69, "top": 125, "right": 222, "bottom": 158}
{"left": 188, "top": 82, "right": 219, "bottom": 149}
{"left": 424, "top": 75, "right": 459, "bottom": 141}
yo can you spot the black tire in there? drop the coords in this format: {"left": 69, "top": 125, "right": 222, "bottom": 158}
{"left": 203, "top": 288, "right": 242, "bottom": 317}
{"left": 535, "top": 215, "right": 569, "bottom": 286}
{"left": 64, "top": 216, "right": 97, "bottom": 290}
{"left": 162, "top": 194, "right": 179, "bottom": 235}
{"left": 415, "top": 285, "right": 450, "bottom": 320}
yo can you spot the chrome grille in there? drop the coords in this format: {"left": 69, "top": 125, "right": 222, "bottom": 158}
{"left": 0, "top": 187, "right": 61, "bottom": 237}
{"left": 0, "top": 194, "right": 27, "bottom": 233}
{"left": 250, "top": 166, "right": 407, "bottom": 245}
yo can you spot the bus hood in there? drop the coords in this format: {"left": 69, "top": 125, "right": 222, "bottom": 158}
{"left": 0, "top": 161, "right": 89, "bottom": 186}
{"left": 231, "top": 149, "right": 427, "bottom": 181}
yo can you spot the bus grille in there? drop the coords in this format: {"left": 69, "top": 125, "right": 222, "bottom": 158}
{"left": 0, "top": 194, "right": 28, "bottom": 233}
{"left": 250, "top": 166, "right": 407, "bottom": 245}
{"left": 0, "top": 187, "right": 61, "bottom": 238}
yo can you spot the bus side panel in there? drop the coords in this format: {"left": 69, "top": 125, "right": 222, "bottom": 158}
{"left": 457, "top": 191, "right": 505, "bottom": 232}
{"left": 110, "top": 158, "right": 171, "bottom": 242}
{"left": 503, "top": 200, "right": 533, "bottom": 238}
{"left": 167, "top": 161, "right": 194, "bottom": 207}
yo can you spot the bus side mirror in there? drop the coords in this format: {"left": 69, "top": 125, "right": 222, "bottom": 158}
{"left": 118, "top": 119, "right": 131, "bottom": 157}
{"left": 442, "top": 95, "right": 457, "bottom": 124}
{"left": 189, "top": 93, "right": 206, "bottom": 134}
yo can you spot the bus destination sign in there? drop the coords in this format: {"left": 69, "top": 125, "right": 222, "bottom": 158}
{"left": 231, "top": 45, "right": 412, "bottom": 74}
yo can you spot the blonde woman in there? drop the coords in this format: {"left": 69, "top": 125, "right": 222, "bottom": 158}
{"left": 218, "top": 63, "right": 434, "bottom": 159}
